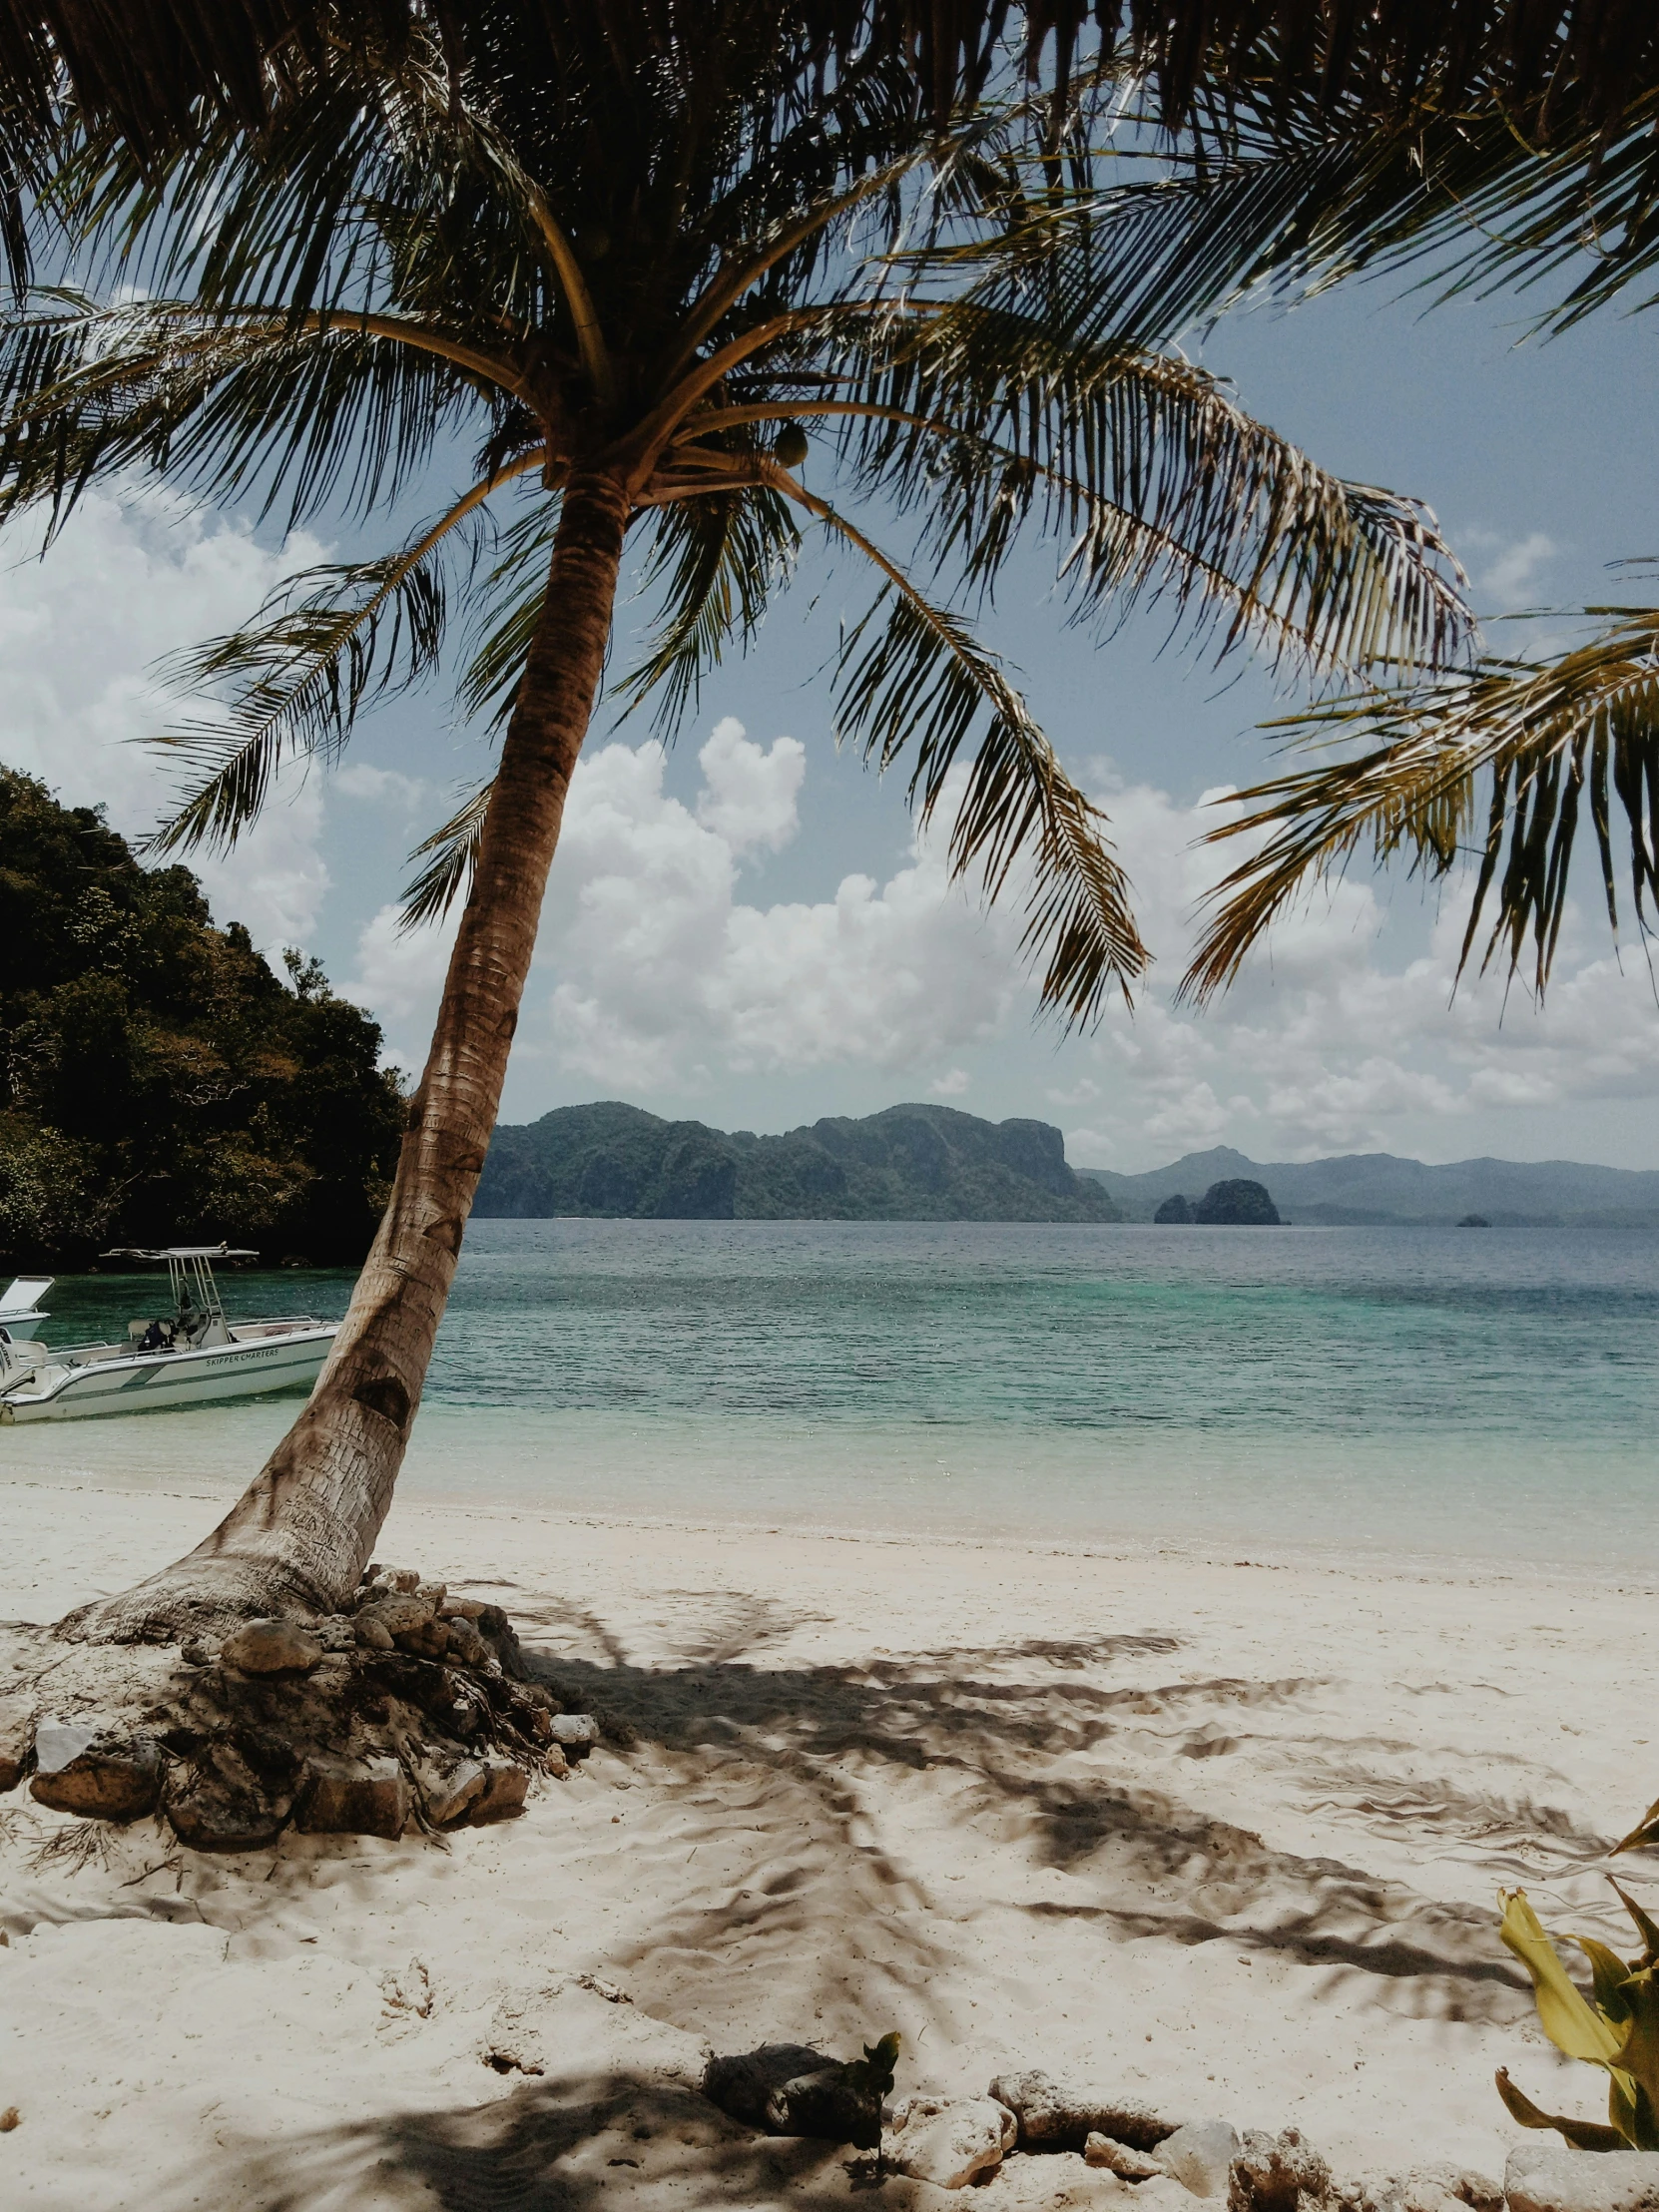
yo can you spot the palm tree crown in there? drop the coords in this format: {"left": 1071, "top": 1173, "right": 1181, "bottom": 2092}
{"left": 3, "top": 6, "right": 1467, "bottom": 1017}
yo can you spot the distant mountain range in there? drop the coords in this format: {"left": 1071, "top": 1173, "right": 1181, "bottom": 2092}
{"left": 475, "top": 1103, "right": 1659, "bottom": 1227}
{"left": 474, "top": 1101, "right": 1120, "bottom": 1222}
{"left": 1078, "top": 1145, "right": 1659, "bottom": 1226}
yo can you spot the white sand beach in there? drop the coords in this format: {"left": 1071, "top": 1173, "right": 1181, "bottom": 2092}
{"left": 1, "top": 1470, "right": 1653, "bottom": 2209}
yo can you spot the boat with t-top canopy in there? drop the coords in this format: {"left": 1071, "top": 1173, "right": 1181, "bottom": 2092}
{"left": 0, "top": 1247, "right": 336, "bottom": 1422}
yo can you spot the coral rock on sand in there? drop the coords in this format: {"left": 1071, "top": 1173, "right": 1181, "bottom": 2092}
{"left": 991, "top": 2069, "right": 1175, "bottom": 2154}
{"left": 443, "top": 1616, "right": 491, "bottom": 1667}
{"left": 0, "top": 1694, "right": 35, "bottom": 1789}
{"left": 219, "top": 1619, "right": 323, "bottom": 1675}
{"left": 1087, "top": 2135, "right": 1168, "bottom": 2178}
{"left": 29, "top": 1724, "right": 162, "bottom": 1821}
{"left": 1159, "top": 2122, "right": 1244, "bottom": 2198}
{"left": 1229, "top": 2129, "right": 1333, "bottom": 2212}
{"left": 550, "top": 1713, "right": 600, "bottom": 1756}
{"left": 1339, "top": 2167, "right": 1501, "bottom": 2212}
{"left": 411, "top": 1751, "right": 489, "bottom": 1827}
{"left": 295, "top": 1754, "right": 409, "bottom": 1839}
{"left": 468, "top": 1763, "right": 530, "bottom": 1824}
{"left": 356, "top": 1593, "right": 449, "bottom": 1660}
{"left": 1504, "top": 2147, "right": 1659, "bottom": 2212}
{"left": 884, "top": 2095, "right": 1016, "bottom": 2189}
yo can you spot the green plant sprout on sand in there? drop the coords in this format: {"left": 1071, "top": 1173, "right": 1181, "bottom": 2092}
{"left": 1498, "top": 1806, "right": 1659, "bottom": 2152}
{"left": 846, "top": 2034, "right": 902, "bottom": 2102}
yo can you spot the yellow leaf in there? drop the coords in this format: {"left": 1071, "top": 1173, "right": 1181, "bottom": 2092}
{"left": 1612, "top": 1801, "right": 1659, "bottom": 1858}
{"left": 1606, "top": 1971, "right": 1659, "bottom": 2144}
{"left": 1499, "top": 1891, "right": 1624, "bottom": 2066}
{"left": 1494, "top": 2067, "right": 1630, "bottom": 2152}
{"left": 1612, "top": 1878, "right": 1659, "bottom": 1966}
{"left": 1573, "top": 1936, "right": 1638, "bottom": 2025}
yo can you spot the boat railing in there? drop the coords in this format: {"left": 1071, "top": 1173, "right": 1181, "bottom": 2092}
{"left": 38, "top": 1339, "right": 129, "bottom": 1367}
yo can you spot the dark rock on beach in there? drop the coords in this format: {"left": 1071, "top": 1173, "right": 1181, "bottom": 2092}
{"left": 31, "top": 1731, "right": 163, "bottom": 1822}
{"left": 703, "top": 2040, "right": 884, "bottom": 2146}
{"left": 166, "top": 1741, "right": 291, "bottom": 1852}
{"left": 295, "top": 1754, "right": 410, "bottom": 1839}
{"left": 468, "top": 1763, "right": 530, "bottom": 1824}
{"left": 703, "top": 2043, "right": 831, "bottom": 2130}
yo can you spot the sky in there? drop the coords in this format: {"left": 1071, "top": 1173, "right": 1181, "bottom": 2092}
{"left": 3, "top": 259, "right": 1656, "bottom": 1173}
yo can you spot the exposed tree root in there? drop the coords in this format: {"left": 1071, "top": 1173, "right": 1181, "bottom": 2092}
{"left": 56, "top": 1552, "right": 333, "bottom": 1646}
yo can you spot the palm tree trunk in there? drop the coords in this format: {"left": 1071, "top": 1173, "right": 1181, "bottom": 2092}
{"left": 59, "top": 470, "right": 632, "bottom": 1643}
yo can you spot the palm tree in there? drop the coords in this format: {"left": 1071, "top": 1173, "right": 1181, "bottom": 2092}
{"left": 3, "top": 7, "right": 1473, "bottom": 1642}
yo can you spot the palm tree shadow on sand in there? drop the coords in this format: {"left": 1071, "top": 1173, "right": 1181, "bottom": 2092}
{"left": 172, "top": 2071, "right": 882, "bottom": 2212}
{"left": 126, "top": 1583, "right": 1586, "bottom": 2212}
{"left": 456, "top": 1581, "right": 1546, "bottom": 2035}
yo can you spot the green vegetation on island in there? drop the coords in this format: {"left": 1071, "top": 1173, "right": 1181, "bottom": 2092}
{"left": 475, "top": 1101, "right": 1120, "bottom": 1223}
{"left": 0, "top": 770, "right": 403, "bottom": 1269}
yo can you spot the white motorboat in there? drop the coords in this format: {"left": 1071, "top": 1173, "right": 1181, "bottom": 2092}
{"left": 0, "top": 1246, "right": 337, "bottom": 1423}
{"left": 0, "top": 1277, "right": 52, "bottom": 1342}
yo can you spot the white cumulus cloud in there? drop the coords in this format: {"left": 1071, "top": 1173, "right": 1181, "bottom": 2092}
{"left": 0, "top": 483, "right": 334, "bottom": 954}
{"left": 1060, "top": 766, "right": 1659, "bottom": 1163}
{"left": 694, "top": 713, "right": 805, "bottom": 854}
{"left": 543, "top": 724, "right": 1018, "bottom": 1085}
{"left": 348, "top": 717, "right": 1022, "bottom": 1091}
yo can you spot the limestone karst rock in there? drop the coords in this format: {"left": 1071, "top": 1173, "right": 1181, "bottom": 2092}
{"left": 1194, "top": 1178, "right": 1281, "bottom": 1226}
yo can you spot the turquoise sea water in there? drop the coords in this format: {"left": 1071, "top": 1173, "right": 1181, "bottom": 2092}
{"left": 9, "top": 1220, "right": 1658, "bottom": 1572}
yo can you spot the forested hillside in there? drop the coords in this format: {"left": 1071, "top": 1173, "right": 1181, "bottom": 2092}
{"left": 0, "top": 770, "right": 403, "bottom": 1267}
{"left": 475, "top": 1101, "right": 1120, "bottom": 1221}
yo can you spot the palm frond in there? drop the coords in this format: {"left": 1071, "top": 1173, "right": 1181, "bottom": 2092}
{"left": 454, "top": 495, "right": 563, "bottom": 730}
{"left": 0, "top": 290, "right": 502, "bottom": 536}
{"left": 10, "top": 3, "right": 1659, "bottom": 176}
{"left": 1184, "top": 605, "right": 1659, "bottom": 1002}
{"left": 844, "top": 307, "right": 1468, "bottom": 677}
{"left": 399, "top": 778, "right": 496, "bottom": 926}
{"left": 150, "top": 460, "right": 539, "bottom": 853}
{"left": 801, "top": 484, "right": 1147, "bottom": 1022}
{"left": 616, "top": 483, "right": 800, "bottom": 733}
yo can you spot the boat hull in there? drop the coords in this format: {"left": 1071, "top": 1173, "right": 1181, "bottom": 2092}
{"left": 0, "top": 1326, "right": 336, "bottom": 1422}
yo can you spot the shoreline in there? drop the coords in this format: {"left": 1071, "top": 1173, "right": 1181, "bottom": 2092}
{"left": 6, "top": 1464, "right": 1658, "bottom": 1600}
